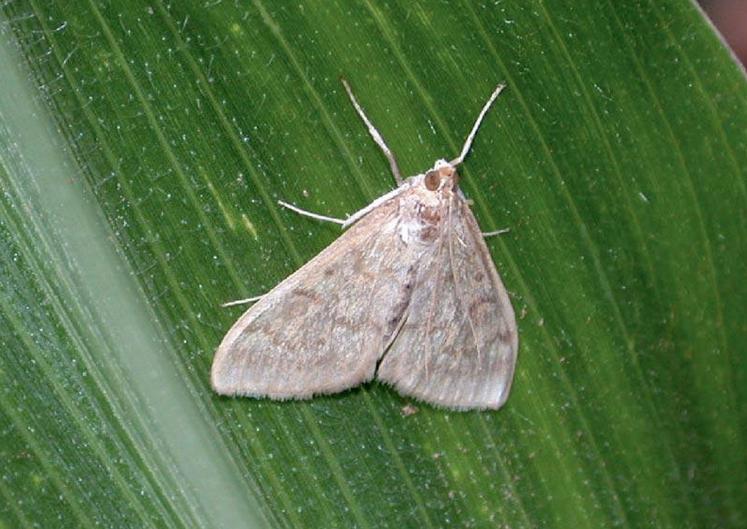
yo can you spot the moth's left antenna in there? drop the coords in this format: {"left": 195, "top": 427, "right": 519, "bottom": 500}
{"left": 341, "top": 78, "right": 403, "bottom": 185}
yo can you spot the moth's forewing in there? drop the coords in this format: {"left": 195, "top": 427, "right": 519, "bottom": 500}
{"left": 212, "top": 193, "right": 419, "bottom": 399}
{"left": 376, "top": 191, "right": 517, "bottom": 409}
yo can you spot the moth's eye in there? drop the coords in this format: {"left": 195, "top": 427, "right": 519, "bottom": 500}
{"left": 424, "top": 171, "right": 440, "bottom": 191}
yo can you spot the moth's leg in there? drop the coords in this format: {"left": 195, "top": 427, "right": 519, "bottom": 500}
{"left": 450, "top": 84, "right": 506, "bottom": 166}
{"left": 278, "top": 200, "right": 346, "bottom": 225}
{"left": 341, "top": 78, "right": 403, "bottom": 185}
{"left": 463, "top": 196, "right": 510, "bottom": 238}
{"left": 221, "top": 295, "right": 263, "bottom": 308}
{"left": 482, "top": 228, "right": 510, "bottom": 238}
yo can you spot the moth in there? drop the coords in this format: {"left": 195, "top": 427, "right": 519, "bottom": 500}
{"left": 211, "top": 80, "right": 518, "bottom": 410}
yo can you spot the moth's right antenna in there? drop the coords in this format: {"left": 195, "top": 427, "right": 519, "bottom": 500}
{"left": 450, "top": 84, "right": 506, "bottom": 167}
{"left": 341, "top": 78, "right": 403, "bottom": 185}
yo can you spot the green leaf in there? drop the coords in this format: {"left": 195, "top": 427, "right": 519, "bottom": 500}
{"left": 1, "top": 1, "right": 745, "bottom": 528}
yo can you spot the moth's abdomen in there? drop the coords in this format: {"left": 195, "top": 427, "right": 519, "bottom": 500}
{"left": 381, "top": 266, "right": 417, "bottom": 346}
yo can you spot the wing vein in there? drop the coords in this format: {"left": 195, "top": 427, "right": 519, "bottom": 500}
{"left": 448, "top": 199, "right": 483, "bottom": 364}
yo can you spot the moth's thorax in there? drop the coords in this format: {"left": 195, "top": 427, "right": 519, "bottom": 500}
{"left": 397, "top": 160, "right": 460, "bottom": 246}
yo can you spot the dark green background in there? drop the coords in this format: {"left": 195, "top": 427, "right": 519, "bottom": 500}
{"left": 1, "top": 1, "right": 745, "bottom": 527}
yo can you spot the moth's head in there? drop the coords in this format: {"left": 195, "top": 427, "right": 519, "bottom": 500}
{"left": 423, "top": 159, "right": 459, "bottom": 192}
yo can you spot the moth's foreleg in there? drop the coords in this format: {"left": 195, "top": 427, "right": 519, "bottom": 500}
{"left": 482, "top": 228, "right": 510, "bottom": 238}
{"left": 277, "top": 200, "right": 346, "bottom": 225}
